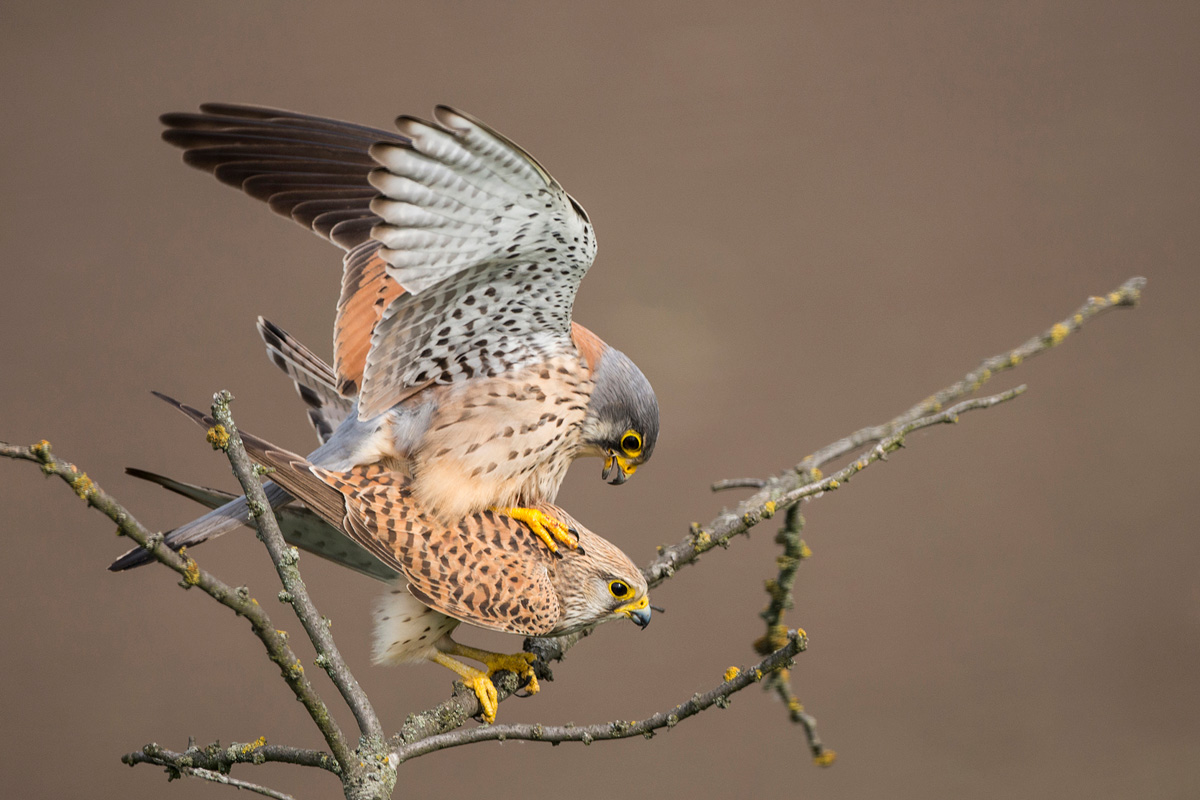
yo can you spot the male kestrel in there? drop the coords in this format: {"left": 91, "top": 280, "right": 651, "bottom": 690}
{"left": 111, "top": 103, "right": 659, "bottom": 569}
{"left": 152, "top": 394, "right": 651, "bottom": 723}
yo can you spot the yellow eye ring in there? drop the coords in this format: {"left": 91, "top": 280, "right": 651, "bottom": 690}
{"left": 619, "top": 430, "right": 642, "bottom": 457}
{"left": 608, "top": 580, "right": 631, "bottom": 599}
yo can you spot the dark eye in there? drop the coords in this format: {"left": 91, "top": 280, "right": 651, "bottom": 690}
{"left": 620, "top": 430, "right": 642, "bottom": 455}
{"left": 608, "top": 580, "right": 630, "bottom": 599}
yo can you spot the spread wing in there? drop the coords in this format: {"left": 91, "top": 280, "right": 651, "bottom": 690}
{"left": 162, "top": 104, "right": 599, "bottom": 419}
{"left": 356, "top": 107, "right": 597, "bottom": 417}
{"left": 160, "top": 103, "right": 407, "bottom": 249}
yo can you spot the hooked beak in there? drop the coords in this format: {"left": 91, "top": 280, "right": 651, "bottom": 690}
{"left": 616, "top": 595, "right": 651, "bottom": 629}
{"left": 602, "top": 454, "right": 638, "bottom": 486}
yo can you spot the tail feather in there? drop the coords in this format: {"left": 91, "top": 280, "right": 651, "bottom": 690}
{"left": 125, "top": 467, "right": 236, "bottom": 509}
{"left": 108, "top": 482, "right": 291, "bottom": 571}
{"left": 257, "top": 317, "right": 352, "bottom": 445}
{"left": 109, "top": 392, "right": 397, "bottom": 581}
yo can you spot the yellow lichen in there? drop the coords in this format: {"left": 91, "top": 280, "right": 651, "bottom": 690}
{"left": 814, "top": 749, "right": 838, "bottom": 767}
{"left": 724, "top": 666, "right": 740, "bottom": 682}
{"left": 1073, "top": 313, "right": 1083, "bottom": 325}
{"left": 763, "top": 501, "right": 776, "bottom": 517}
{"left": 1009, "top": 351, "right": 1023, "bottom": 366}
{"left": 693, "top": 530, "right": 712, "bottom": 549}
{"left": 809, "top": 467, "right": 822, "bottom": 480}
{"left": 799, "top": 541, "right": 813, "bottom": 559}
{"left": 828, "top": 479, "right": 840, "bottom": 489}
{"left": 180, "top": 547, "right": 200, "bottom": 585}
{"left": 31, "top": 439, "right": 51, "bottom": 457}
{"left": 1108, "top": 291, "right": 1121, "bottom": 304}
{"left": 206, "top": 424, "right": 230, "bottom": 450}
{"left": 240, "top": 736, "right": 266, "bottom": 754}
{"left": 787, "top": 697, "right": 804, "bottom": 714}
{"left": 1050, "top": 322, "right": 1069, "bottom": 345}
{"left": 70, "top": 473, "right": 95, "bottom": 500}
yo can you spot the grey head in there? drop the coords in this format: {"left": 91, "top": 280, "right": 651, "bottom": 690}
{"left": 580, "top": 346, "right": 660, "bottom": 485}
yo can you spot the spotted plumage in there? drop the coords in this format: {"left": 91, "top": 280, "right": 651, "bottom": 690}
{"left": 148, "top": 394, "right": 651, "bottom": 721}
{"left": 112, "top": 102, "right": 659, "bottom": 570}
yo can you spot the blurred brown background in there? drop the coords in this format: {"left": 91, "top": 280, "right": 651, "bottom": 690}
{"left": 2, "top": 2, "right": 1197, "bottom": 798}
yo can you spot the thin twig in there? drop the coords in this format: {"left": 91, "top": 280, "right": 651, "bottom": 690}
{"left": 177, "top": 768, "right": 295, "bottom": 800}
{"left": 754, "top": 505, "right": 833, "bottom": 765}
{"left": 644, "top": 386, "right": 1025, "bottom": 588}
{"left": 210, "top": 392, "right": 383, "bottom": 745}
{"left": 122, "top": 740, "right": 339, "bottom": 774}
{"left": 798, "top": 276, "right": 1146, "bottom": 473}
{"left": 391, "top": 632, "right": 806, "bottom": 763}
{"left": 0, "top": 440, "right": 350, "bottom": 773}
{"left": 712, "top": 477, "right": 767, "bottom": 492}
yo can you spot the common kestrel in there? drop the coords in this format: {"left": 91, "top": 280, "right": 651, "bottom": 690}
{"left": 112, "top": 103, "right": 659, "bottom": 569}
{"left": 152, "top": 394, "right": 651, "bottom": 723}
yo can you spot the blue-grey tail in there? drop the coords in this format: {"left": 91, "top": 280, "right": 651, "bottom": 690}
{"left": 108, "top": 480, "right": 291, "bottom": 571}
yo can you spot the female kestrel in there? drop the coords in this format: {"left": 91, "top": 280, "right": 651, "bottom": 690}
{"left": 114, "top": 103, "right": 658, "bottom": 567}
{"left": 150, "top": 394, "right": 651, "bottom": 724}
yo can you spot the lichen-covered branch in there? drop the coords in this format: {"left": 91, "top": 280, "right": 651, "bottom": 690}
{"left": 0, "top": 439, "right": 351, "bottom": 772}
{"left": 796, "top": 275, "right": 1146, "bottom": 475}
{"left": 754, "top": 505, "right": 832, "bottom": 765}
{"left": 391, "top": 632, "right": 805, "bottom": 763}
{"left": 0, "top": 275, "right": 1148, "bottom": 796}
{"left": 209, "top": 392, "right": 383, "bottom": 746}
{"left": 122, "top": 739, "right": 339, "bottom": 774}
{"left": 644, "top": 386, "right": 1025, "bottom": 588}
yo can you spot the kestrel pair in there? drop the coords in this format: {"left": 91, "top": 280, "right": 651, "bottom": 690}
{"left": 112, "top": 104, "right": 660, "bottom": 719}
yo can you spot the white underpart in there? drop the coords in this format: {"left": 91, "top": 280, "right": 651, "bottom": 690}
{"left": 372, "top": 585, "right": 460, "bottom": 666}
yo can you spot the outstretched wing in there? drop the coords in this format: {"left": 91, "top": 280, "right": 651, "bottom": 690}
{"left": 356, "top": 107, "right": 596, "bottom": 417}
{"left": 160, "top": 103, "right": 407, "bottom": 249}
{"left": 162, "top": 104, "right": 599, "bottom": 419}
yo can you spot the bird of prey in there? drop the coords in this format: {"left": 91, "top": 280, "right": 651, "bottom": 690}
{"left": 112, "top": 103, "right": 659, "bottom": 568}
{"left": 152, "top": 394, "right": 651, "bottom": 723}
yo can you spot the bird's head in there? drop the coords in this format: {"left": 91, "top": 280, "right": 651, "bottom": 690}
{"left": 580, "top": 346, "right": 659, "bottom": 486}
{"left": 556, "top": 524, "right": 652, "bottom": 634}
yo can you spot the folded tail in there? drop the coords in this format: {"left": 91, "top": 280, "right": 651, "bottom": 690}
{"left": 109, "top": 395, "right": 399, "bottom": 581}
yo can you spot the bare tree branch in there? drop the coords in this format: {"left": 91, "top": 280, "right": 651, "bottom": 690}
{"left": 755, "top": 505, "right": 832, "bottom": 764}
{"left": 209, "top": 392, "right": 383, "bottom": 745}
{"left": 122, "top": 740, "right": 339, "bottom": 773}
{"left": 0, "top": 439, "right": 350, "bottom": 771}
{"left": 0, "top": 275, "right": 1148, "bottom": 798}
{"left": 391, "top": 632, "right": 806, "bottom": 763}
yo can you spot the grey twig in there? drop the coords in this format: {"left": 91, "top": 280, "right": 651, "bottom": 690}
{"left": 754, "top": 505, "right": 834, "bottom": 765}
{"left": 643, "top": 386, "right": 1025, "bottom": 588}
{"left": 122, "top": 740, "right": 339, "bottom": 774}
{"left": 209, "top": 393, "right": 383, "bottom": 745}
{"left": 173, "top": 768, "right": 295, "bottom": 800}
{"left": 0, "top": 439, "right": 348, "bottom": 774}
{"left": 712, "top": 477, "right": 767, "bottom": 492}
{"left": 391, "top": 632, "right": 806, "bottom": 763}
{"left": 797, "top": 276, "right": 1146, "bottom": 473}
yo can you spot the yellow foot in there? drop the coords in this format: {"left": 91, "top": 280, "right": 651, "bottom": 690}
{"left": 492, "top": 506, "right": 579, "bottom": 555}
{"left": 478, "top": 651, "right": 540, "bottom": 697}
{"left": 431, "top": 652, "right": 500, "bottom": 723}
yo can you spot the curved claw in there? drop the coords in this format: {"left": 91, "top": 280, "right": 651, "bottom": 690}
{"left": 480, "top": 651, "right": 540, "bottom": 696}
{"left": 461, "top": 673, "right": 499, "bottom": 724}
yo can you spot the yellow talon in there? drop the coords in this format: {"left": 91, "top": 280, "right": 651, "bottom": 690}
{"left": 493, "top": 506, "right": 578, "bottom": 554}
{"left": 433, "top": 644, "right": 540, "bottom": 723}
{"left": 462, "top": 672, "right": 500, "bottom": 724}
